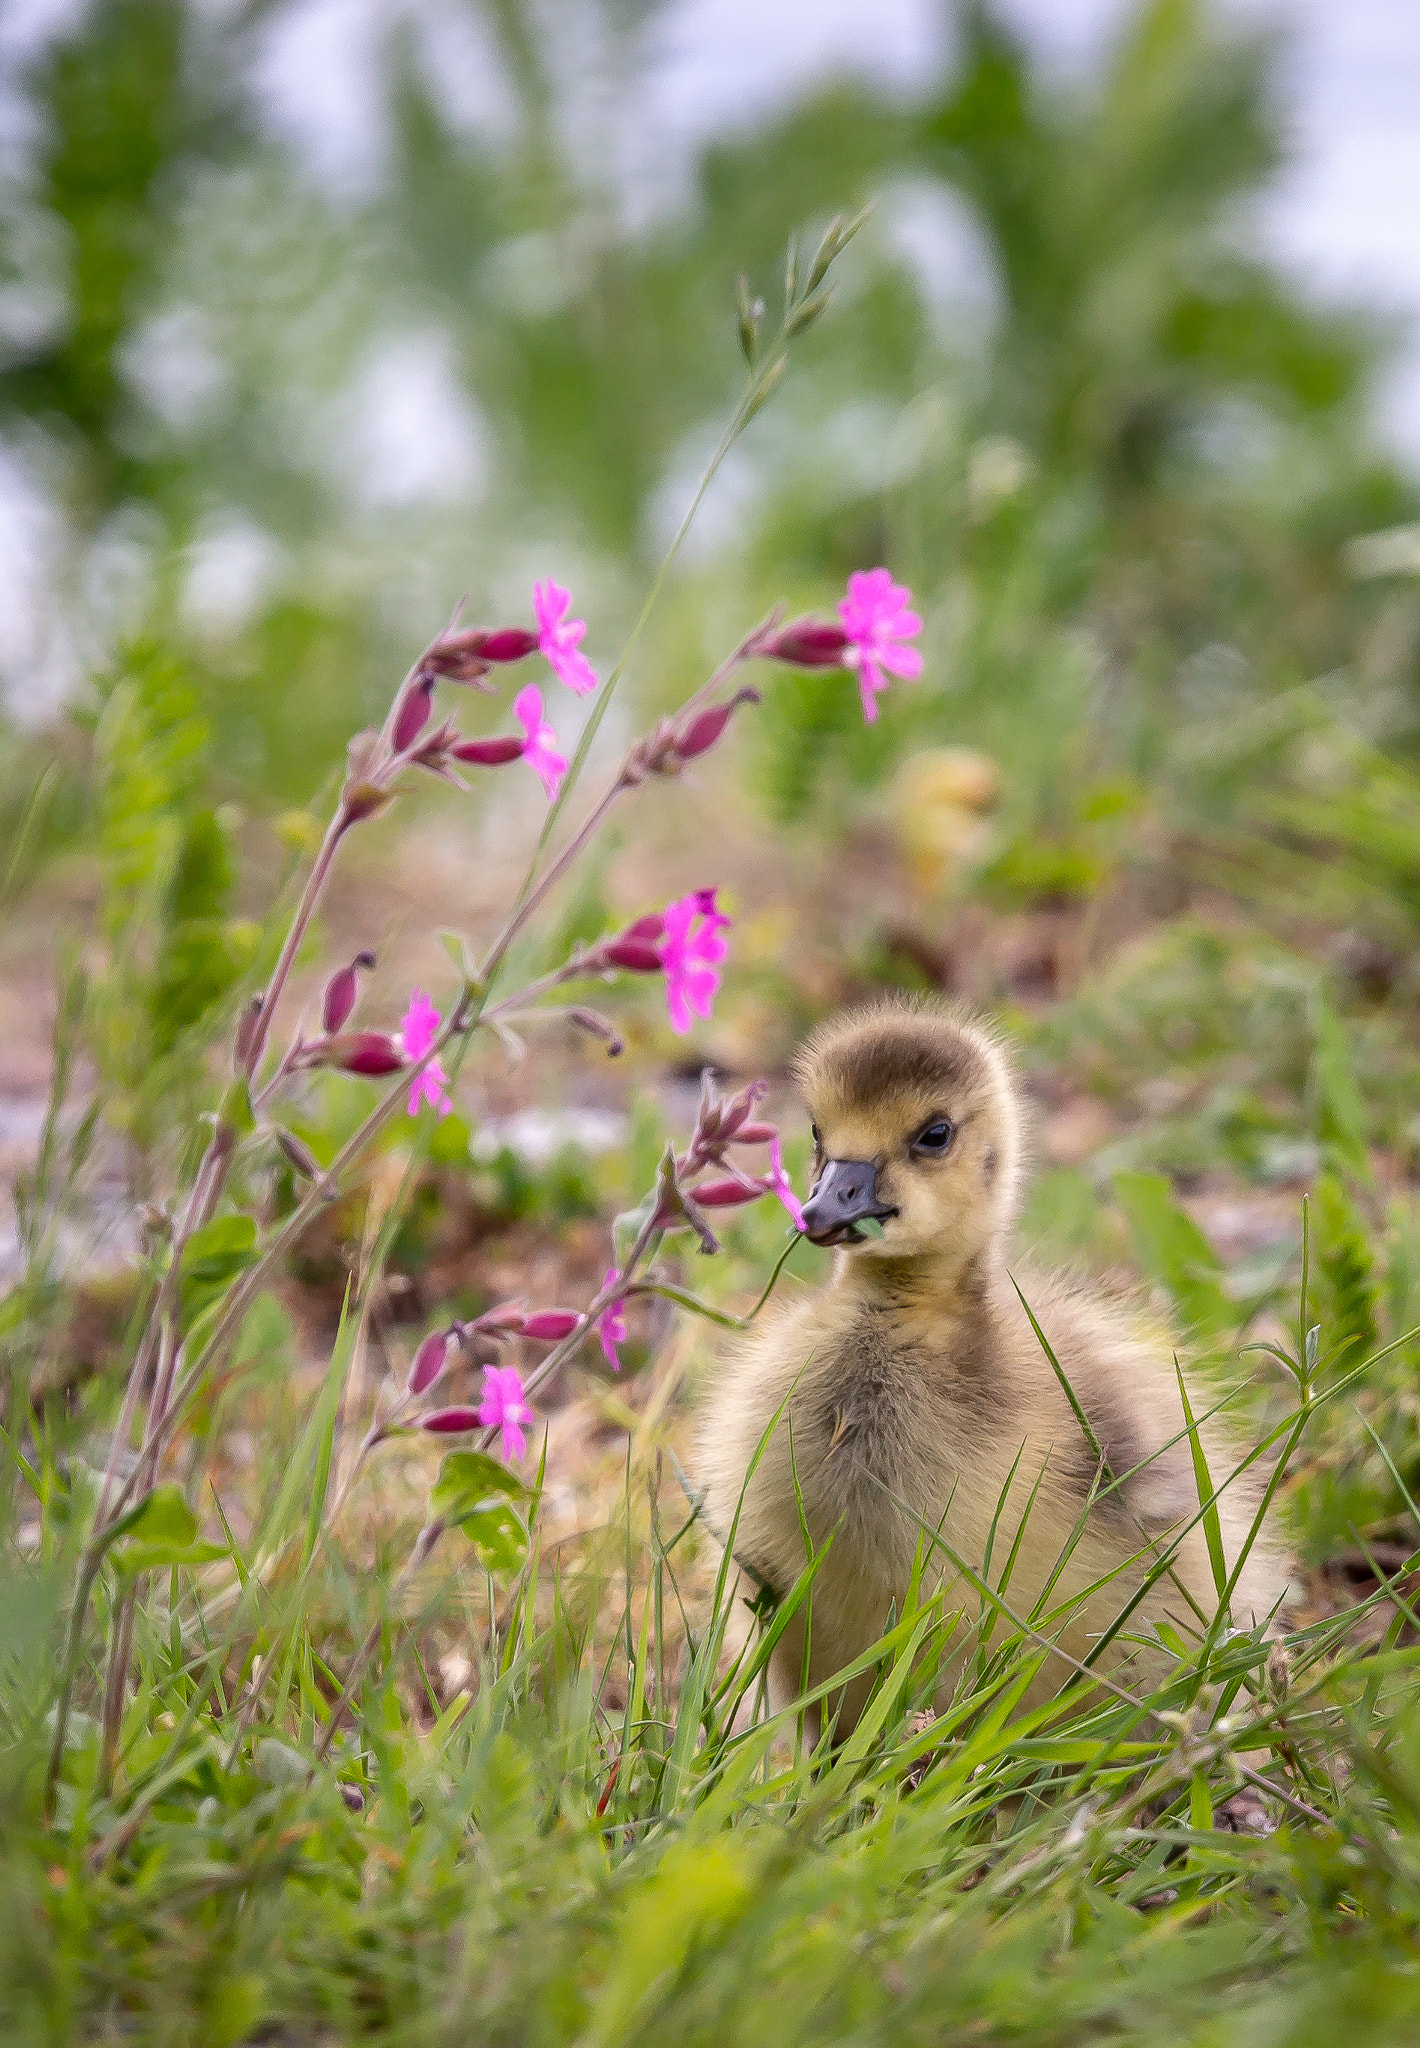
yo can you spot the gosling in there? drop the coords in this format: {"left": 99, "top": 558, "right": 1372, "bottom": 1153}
{"left": 698, "top": 997, "right": 1292, "bottom": 1736}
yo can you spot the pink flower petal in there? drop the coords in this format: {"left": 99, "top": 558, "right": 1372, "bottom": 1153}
{"left": 514, "top": 684, "right": 569, "bottom": 802}
{"left": 838, "top": 567, "right": 923, "bottom": 724}
{"left": 656, "top": 888, "right": 731, "bottom": 1037}
{"left": 533, "top": 579, "right": 599, "bottom": 697}
{"left": 768, "top": 1135, "right": 805, "bottom": 1231}
{"left": 399, "top": 991, "right": 453, "bottom": 1116}
{"left": 477, "top": 1364, "right": 535, "bottom": 1463}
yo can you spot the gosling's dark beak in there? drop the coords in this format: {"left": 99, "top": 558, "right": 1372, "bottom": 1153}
{"left": 801, "top": 1158, "right": 897, "bottom": 1247}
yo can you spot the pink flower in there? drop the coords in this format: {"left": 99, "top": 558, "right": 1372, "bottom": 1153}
{"left": 532, "top": 580, "right": 598, "bottom": 697}
{"left": 599, "top": 1270, "right": 627, "bottom": 1374}
{"left": 767, "top": 1134, "right": 805, "bottom": 1231}
{"left": 478, "top": 1365, "right": 535, "bottom": 1462}
{"left": 657, "top": 887, "right": 731, "bottom": 1036}
{"left": 838, "top": 568, "right": 922, "bottom": 723}
{"left": 514, "top": 685, "right": 568, "bottom": 802}
{"left": 399, "top": 989, "right": 452, "bottom": 1117}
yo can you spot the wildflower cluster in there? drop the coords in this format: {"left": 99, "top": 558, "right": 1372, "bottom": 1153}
{"left": 58, "top": 551, "right": 921, "bottom": 1805}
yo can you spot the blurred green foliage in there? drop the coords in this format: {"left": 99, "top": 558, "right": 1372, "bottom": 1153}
{"left": 1, "top": 0, "right": 1412, "bottom": 824}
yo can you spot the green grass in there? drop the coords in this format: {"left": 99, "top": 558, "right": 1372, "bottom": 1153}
{"left": 8, "top": 1270, "right": 1420, "bottom": 2047}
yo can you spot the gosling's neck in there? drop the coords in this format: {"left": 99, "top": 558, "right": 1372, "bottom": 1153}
{"left": 831, "top": 1242, "right": 1001, "bottom": 1323}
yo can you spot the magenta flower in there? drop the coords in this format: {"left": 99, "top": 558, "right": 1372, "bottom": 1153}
{"left": 514, "top": 685, "right": 568, "bottom": 802}
{"left": 657, "top": 887, "right": 731, "bottom": 1036}
{"left": 599, "top": 1270, "right": 627, "bottom": 1374}
{"left": 838, "top": 568, "right": 923, "bottom": 723}
{"left": 399, "top": 989, "right": 452, "bottom": 1117}
{"left": 767, "top": 1135, "right": 805, "bottom": 1231}
{"left": 478, "top": 1364, "right": 536, "bottom": 1462}
{"left": 532, "top": 580, "right": 599, "bottom": 697}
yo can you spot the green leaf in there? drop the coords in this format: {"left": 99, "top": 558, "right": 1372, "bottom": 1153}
{"left": 218, "top": 1077, "right": 255, "bottom": 1137}
{"left": 108, "top": 1481, "right": 197, "bottom": 1549}
{"left": 1175, "top": 1364, "right": 1228, "bottom": 1603}
{"left": 117, "top": 1540, "right": 228, "bottom": 1579}
{"left": 430, "top": 1450, "right": 527, "bottom": 1528}
{"left": 109, "top": 1482, "right": 226, "bottom": 1576}
{"left": 1113, "top": 1172, "right": 1233, "bottom": 1340}
{"left": 254, "top": 1737, "right": 309, "bottom": 1786}
{"left": 458, "top": 1501, "right": 529, "bottom": 1574}
{"left": 180, "top": 1214, "right": 260, "bottom": 1328}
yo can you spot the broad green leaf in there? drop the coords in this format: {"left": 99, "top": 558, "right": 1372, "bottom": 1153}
{"left": 180, "top": 1214, "right": 260, "bottom": 1328}
{"left": 255, "top": 1737, "right": 309, "bottom": 1786}
{"left": 108, "top": 1481, "right": 197, "bottom": 1548}
{"left": 117, "top": 1539, "right": 228, "bottom": 1578}
{"left": 458, "top": 1501, "right": 529, "bottom": 1575}
{"left": 110, "top": 1483, "right": 226, "bottom": 1575}
{"left": 430, "top": 1450, "right": 527, "bottom": 1528}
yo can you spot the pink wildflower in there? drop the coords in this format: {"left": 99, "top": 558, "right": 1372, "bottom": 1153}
{"left": 657, "top": 887, "right": 731, "bottom": 1036}
{"left": 838, "top": 568, "right": 923, "bottom": 723}
{"left": 767, "top": 1134, "right": 805, "bottom": 1231}
{"left": 399, "top": 989, "right": 452, "bottom": 1117}
{"left": 532, "top": 580, "right": 598, "bottom": 697}
{"left": 478, "top": 1364, "right": 536, "bottom": 1462}
{"left": 599, "top": 1270, "right": 627, "bottom": 1374}
{"left": 514, "top": 685, "right": 568, "bottom": 802}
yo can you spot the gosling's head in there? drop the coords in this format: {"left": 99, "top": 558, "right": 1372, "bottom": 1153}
{"left": 793, "top": 997, "right": 1023, "bottom": 1269}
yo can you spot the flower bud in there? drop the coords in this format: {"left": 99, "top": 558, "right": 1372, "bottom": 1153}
{"left": 650, "top": 1146, "right": 720, "bottom": 1253}
{"left": 408, "top": 1327, "right": 453, "bottom": 1397}
{"left": 233, "top": 993, "right": 263, "bottom": 1072}
{"left": 521, "top": 1310, "right": 583, "bottom": 1342}
{"left": 322, "top": 950, "right": 376, "bottom": 1034}
{"left": 451, "top": 736, "right": 525, "bottom": 766}
{"left": 474, "top": 628, "right": 539, "bottom": 663}
{"left": 393, "top": 678, "right": 435, "bottom": 752}
{"left": 674, "top": 687, "right": 761, "bottom": 762}
{"left": 418, "top": 1406, "right": 481, "bottom": 1434}
{"left": 467, "top": 1301, "right": 530, "bottom": 1337}
{"left": 693, "top": 1177, "right": 768, "bottom": 1208}
{"left": 320, "top": 1031, "right": 405, "bottom": 1076}
{"left": 716, "top": 1079, "right": 767, "bottom": 1141}
{"left": 604, "top": 938, "right": 663, "bottom": 973}
{"left": 567, "top": 1007, "right": 625, "bottom": 1057}
{"left": 340, "top": 782, "right": 393, "bottom": 827}
{"left": 763, "top": 619, "right": 850, "bottom": 668}
{"left": 275, "top": 1127, "right": 324, "bottom": 1181}
{"left": 424, "top": 630, "right": 495, "bottom": 683}
{"left": 733, "top": 1122, "right": 778, "bottom": 1146}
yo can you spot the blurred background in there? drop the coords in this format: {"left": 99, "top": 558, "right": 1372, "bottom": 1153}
{"left": 7, "top": 0, "right": 1420, "bottom": 1567}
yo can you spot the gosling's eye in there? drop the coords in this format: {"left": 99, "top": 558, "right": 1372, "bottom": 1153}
{"left": 810, "top": 1123, "right": 821, "bottom": 1147}
{"left": 912, "top": 1118, "right": 954, "bottom": 1156}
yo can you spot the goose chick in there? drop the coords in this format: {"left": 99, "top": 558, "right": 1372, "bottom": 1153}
{"left": 698, "top": 997, "right": 1292, "bottom": 1737}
